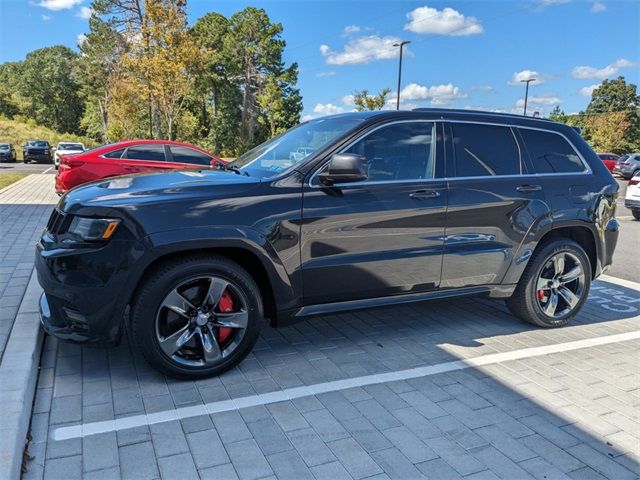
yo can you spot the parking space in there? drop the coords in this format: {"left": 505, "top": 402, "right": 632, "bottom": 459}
{"left": 0, "top": 162, "right": 55, "bottom": 175}
{"left": 24, "top": 275, "right": 640, "bottom": 480}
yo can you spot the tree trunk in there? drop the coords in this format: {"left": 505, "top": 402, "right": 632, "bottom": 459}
{"left": 98, "top": 97, "right": 109, "bottom": 143}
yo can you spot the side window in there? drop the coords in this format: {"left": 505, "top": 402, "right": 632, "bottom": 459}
{"left": 102, "top": 148, "right": 125, "bottom": 159}
{"left": 519, "top": 129, "right": 585, "bottom": 174}
{"left": 170, "top": 146, "right": 212, "bottom": 166}
{"left": 124, "top": 145, "right": 166, "bottom": 162}
{"left": 344, "top": 122, "right": 435, "bottom": 182}
{"left": 451, "top": 123, "right": 522, "bottom": 177}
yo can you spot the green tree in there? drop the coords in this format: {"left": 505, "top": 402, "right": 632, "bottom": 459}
{"left": 352, "top": 88, "right": 391, "bottom": 111}
{"left": 548, "top": 105, "right": 567, "bottom": 123}
{"left": 14, "top": 46, "right": 83, "bottom": 134}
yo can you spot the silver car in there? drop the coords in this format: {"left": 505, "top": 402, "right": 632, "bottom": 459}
{"left": 613, "top": 153, "right": 640, "bottom": 179}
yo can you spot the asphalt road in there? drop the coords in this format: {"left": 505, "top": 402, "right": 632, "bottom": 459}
{"left": 0, "top": 161, "right": 55, "bottom": 174}
{"left": 609, "top": 177, "right": 639, "bottom": 283}
{"left": 1, "top": 164, "right": 636, "bottom": 282}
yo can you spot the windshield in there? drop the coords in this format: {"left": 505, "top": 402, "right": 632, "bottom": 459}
{"left": 230, "top": 116, "right": 365, "bottom": 177}
{"left": 28, "top": 141, "right": 49, "bottom": 148}
{"left": 0, "top": 144, "right": 9, "bottom": 151}
{"left": 619, "top": 155, "right": 629, "bottom": 162}
{"left": 59, "top": 143, "right": 83, "bottom": 150}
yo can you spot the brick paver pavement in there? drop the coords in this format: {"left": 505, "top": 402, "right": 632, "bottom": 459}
{"left": 24, "top": 275, "right": 640, "bottom": 480}
{"left": 0, "top": 174, "right": 57, "bottom": 358}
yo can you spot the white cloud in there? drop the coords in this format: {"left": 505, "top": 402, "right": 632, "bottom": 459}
{"left": 404, "top": 6, "right": 483, "bottom": 36}
{"left": 399, "top": 82, "right": 466, "bottom": 105}
{"left": 515, "top": 94, "right": 562, "bottom": 107}
{"left": 591, "top": 1, "right": 606, "bottom": 12}
{"left": 341, "top": 94, "right": 355, "bottom": 106}
{"left": 41, "top": 14, "right": 52, "bottom": 20}
{"left": 76, "top": 6, "right": 92, "bottom": 19}
{"left": 76, "top": 33, "right": 87, "bottom": 46}
{"left": 579, "top": 84, "right": 600, "bottom": 97}
{"left": 342, "top": 25, "right": 360, "bottom": 35}
{"left": 313, "top": 103, "right": 344, "bottom": 116}
{"left": 320, "top": 35, "right": 405, "bottom": 65}
{"left": 473, "top": 85, "right": 494, "bottom": 93}
{"left": 572, "top": 58, "right": 636, "bottom": 79}
{"left": 38, "top": 0, "right": 82, "bottom": 11}
{"left": 509, "top": 70, "right": 549, "bottom": 85}
{"left": 301, "top": 114, "right": 315, "bottom": 122}
{"left": 316, "top": 71, "right": 336, "bottom": 78}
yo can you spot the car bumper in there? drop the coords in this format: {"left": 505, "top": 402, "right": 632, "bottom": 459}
{"left": 35, "top": 234, "right": 143, "bottom": 346}
{"left": 625, "top": 198, "right": 640, "bottom": 209}
{"left": 613, "top": 166, "right": 635, "bottom": 177}
{"left": 25, "top": 154, "right": 52, "bottom": 163}
{"left": 0, "top": 155, "right": 15, "bottom": 162}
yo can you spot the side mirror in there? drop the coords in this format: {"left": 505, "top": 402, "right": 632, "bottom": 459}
{"left": 317, "top": 153, "right": 368, "bottom": 185}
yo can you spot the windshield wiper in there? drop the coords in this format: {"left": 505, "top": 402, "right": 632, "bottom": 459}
{"left": 219, "top": 163, "right": 249, "bottom": 176}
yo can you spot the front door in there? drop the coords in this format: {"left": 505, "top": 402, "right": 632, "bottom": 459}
{"left": 301, "top": 121, "right": 447, "bottom": 305}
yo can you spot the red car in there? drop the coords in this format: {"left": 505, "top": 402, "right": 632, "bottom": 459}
{"left": 597, "top": 153, "right": 619, "bottom": 173}
{"left": 56, "top": 140, "right": 223, "bottom": 194}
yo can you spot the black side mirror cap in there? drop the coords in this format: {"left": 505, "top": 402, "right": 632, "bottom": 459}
{"left": 318, "top": 153, "right": 368, "bottom": 185}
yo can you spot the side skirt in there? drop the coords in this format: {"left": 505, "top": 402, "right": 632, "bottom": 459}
{"left": 274, "top": 284, "right": 516, "bottom": 327}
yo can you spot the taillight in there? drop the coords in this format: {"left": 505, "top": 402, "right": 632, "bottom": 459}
{"left": 63, "top": 158, "right": 85, "bottom": 168}
{"left": 629, "top": 178, "right": 639, "bottom": 186}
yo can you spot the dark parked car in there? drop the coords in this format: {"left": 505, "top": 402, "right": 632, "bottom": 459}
{"left": 24, "top": 140, "right": 52, "bottom": 164}
{"left": 0, "top": 143, "right": 17, "bottom": 162}
{"left": 36, "top": 109, "right": 620, "bottom": 379}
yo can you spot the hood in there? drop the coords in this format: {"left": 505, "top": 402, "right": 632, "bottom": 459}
{"left": 60, "top": 169, "right": 260, "bottom": 214}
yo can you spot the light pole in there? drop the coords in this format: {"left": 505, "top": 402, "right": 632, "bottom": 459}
{"left": 520, "top": 78, "right": 536, "bottom": 116}
{"left": 393, "top": 40, "right": 411, "bottom": 110}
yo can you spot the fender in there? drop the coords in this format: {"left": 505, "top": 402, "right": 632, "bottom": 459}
{"left": 119, "top": 226, "right": 301, "bottom": 320}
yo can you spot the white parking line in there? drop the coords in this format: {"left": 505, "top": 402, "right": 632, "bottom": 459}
{"left": 52, "top": 329, "right": 640, "bottom": 441}
{"left": 42, "top": 167, "right": 53, "bottom": 174}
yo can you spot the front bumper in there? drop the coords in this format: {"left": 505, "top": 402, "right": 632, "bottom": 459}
{"left": 36, "top": 231, "right": 145, "bottom": 346}
{"left": 613, "top": 165, "right": 635, "bottom": 177}
{"left": 25, "top": 154, "right": 52, "bottom": 163}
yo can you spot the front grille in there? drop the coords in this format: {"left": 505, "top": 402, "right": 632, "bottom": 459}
{"left": 46, "top": 209, "right": 71, "bottom": 234}
{"left": 27, "top": 148, "right": 47, "bottom": 155}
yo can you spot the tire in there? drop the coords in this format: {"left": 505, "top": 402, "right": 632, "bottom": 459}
{"left": 633, "top": 210, "right": 640, "bottom": 221}
{"left": 130, "top": 255, "right": 264, "bottom": 379}
{"left": 506, "top": 238, "right": 591, "bottom": 328}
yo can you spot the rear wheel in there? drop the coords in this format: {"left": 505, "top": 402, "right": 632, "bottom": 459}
{"left": 507, "top": 239, "right": 590, "bottom": 328}
{"left": 633, "top": 209, "right": 640, "bottom": 221}
{"left": 131, "top": 255, "right": 263, "bottom": 379}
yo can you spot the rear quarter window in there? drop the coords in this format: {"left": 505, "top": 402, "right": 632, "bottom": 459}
{"left": 519, "top": 129, "right": 585, "bottom": 174}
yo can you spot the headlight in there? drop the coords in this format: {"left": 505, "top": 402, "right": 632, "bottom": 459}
{"left": 68, "top": 217, "right": 120, "bottom": 241}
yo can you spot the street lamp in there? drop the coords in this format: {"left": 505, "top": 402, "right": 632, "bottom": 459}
{"left": 520, "top": 78, "right": 536, "bottom": 116}
{"left": 393, "top": 40, "right": 411, "bottom": 110}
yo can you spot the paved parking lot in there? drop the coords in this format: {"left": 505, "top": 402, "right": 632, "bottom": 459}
{"left": 24, "top": 275, "right": 640, "bottom": 480}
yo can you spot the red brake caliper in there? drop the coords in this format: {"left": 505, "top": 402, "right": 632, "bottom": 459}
{"left": 217, "top": 290, "right": 234, "bottom": 342}
{"left": 537, "top": 289, "right": 546, "bottom": 301}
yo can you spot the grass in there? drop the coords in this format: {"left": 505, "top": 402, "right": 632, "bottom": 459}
{"left": 0, "top": 173, "right": 28, "bottom": 190}
{"left": 0, "top": 118, "right": 97, "bottom": 160}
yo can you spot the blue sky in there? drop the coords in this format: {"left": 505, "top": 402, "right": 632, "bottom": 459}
{"left": 1, "top": 0, "right": 638, "bottom": 119}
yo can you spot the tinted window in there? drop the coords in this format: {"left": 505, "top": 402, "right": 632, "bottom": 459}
{"left": 519, "top": 129, "right": 585, "bottom": 173}
{"left": 59, "top": 143, "right": 83, "bottom": 151}
{"left": 170, "top": 146, "right": 212, "bottom": 166}
{"left": 345, "top": 122, "right": 435, "bottom": 181}
{"left": 103, "top": 148, "right": 125, "bottom": 159}
{"left": 124, "top": 145, "right": 166, "bottom": 162}
{"left": 451, "top": 123, "right": 522, "bottom": 177}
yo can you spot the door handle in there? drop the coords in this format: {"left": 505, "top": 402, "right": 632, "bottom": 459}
{"left": 410, "top": 190, "right": 440, "bottom": 199}
{"left": 123, "top": 165, "right": 139, "bottom": 172}
{"left": 516, "top": 184, "right": 542, "bottom": 193}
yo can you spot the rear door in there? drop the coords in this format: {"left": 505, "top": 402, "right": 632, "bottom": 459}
{"left": 121, "top": 144, "right": 169, "bottom": 174}
{"left": 441, "top": 121, "right": 549, "bottom": 289}
{"left": 300, "top": 120, "right": 447, "bottom": 304}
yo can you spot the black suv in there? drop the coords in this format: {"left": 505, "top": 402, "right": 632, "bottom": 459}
{"left": 24, "top": 140, "right": 52, "bottom": 163}
{"left": 36, "top": 109, "right": 619, "bottom": 378}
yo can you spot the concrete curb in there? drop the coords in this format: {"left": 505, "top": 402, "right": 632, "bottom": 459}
{"left": 0, "top": 270, "right": 44, "bottom": 480}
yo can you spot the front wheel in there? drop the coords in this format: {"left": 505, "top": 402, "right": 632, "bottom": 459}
{"left": 131, "top": 255, "right": 264, "bottom": 379}
{"left": 506, "top": 239, "right": 591, "bottom": 328}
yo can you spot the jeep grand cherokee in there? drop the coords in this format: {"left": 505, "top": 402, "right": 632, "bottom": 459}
{"left": 36, "top": 109, "right": 619, "bottom": 378}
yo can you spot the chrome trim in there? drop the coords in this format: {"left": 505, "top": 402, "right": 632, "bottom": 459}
{"left": 309, "top": 119, "right": 591, "bottom": 189}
